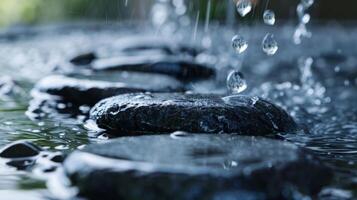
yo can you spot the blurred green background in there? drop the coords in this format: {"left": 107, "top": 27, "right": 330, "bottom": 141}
{"left": 0, "top": 0, "right": 356, "bottom": 28}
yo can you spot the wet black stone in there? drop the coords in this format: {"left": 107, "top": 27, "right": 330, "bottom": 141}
{"left": 48, "top": 152, "right": 65, "bottom": 163}
{"left": 35, "top": 75, "right": 185, "bottom": 106}
{"left": 70, "top": 52, "right": 97, "bottom": 66}
{"left": 61, "top": 134, "right": 332, "bottom": 200}
{"left": 6, "top": 159, "right": 36, "bottom": 170}
{"left": 90, "top": 93, "right": 298, "bottom": 136}
{"left": 91, "top": 56, "right": 215, "bottom": 81}
{"left": 68, "top": 37, "right": 202, "bottom": 66}
{"left": 0, "top": 141, "right": 42, "bottom": 158}
{"left": 112, "top": 36, "right": 203, "bottom": 57}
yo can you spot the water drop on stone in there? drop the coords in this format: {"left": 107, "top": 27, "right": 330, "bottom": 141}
{"left": 251, "top": 96, "right": 259, "bottom": 105}
{"left": 263, "top": 10, "right": 275, "bottom": 25}
{"left": 262, "top": 33, "right": 278, "bottom": 56}
{"left": 226, "top": 70, "right": 247, "bottom": 94}
{"left": 236, "top": 0, "right": 252, "bottom": 17}
{"left": 232, "top": 35, "right": 248, "bottom": 54}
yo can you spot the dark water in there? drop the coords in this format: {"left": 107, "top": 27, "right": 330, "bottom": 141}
{"left": 0, "top": 23, "right": 356, "bottom": 199}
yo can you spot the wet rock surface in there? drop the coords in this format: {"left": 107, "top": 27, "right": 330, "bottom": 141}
{"left": 0, "top": 141, "right": 41, "bottom": 158}
{"left": 61, "top": 134, "right": 332, "bottom": 200}
{"left": 35, "top": 75, "right": 185, "bottom": 106}
{"left": 91, "top": 93, "right": 297, "bottom": 135}
{"left": 70, "top": 52, "right": 97, "bottom": 66}
{"left": 91, "top": 56, "right": 215, "bottom": 81}
{"left": 0, "top": 141, "right": 63, "bottom": 171}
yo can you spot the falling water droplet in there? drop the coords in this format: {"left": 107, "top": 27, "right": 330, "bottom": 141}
{"left": 236, "top": 0, "right": 252, "bottom": 17}
{"left": 301, "top": 14, "right": 311, "bottom": 24}
{"left": 263, "top": 10, "right": 275, "bottom": 25}
{"left": 262, "top": 33, "right": 278, "bottom": 56}
{"left": 226, "top": 70, "right": 247, "bottom": 94}
{"left": 232, "top": 35, "right": 248, "bottom": 54}
{"left": 301, "top": 0, "right": 314, "bottom": 8}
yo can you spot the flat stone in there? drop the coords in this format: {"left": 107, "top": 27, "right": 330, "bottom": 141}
{"left": 69, "top": 52, "right": 97, "bottom": 66}
{"left": 60, "top": 134, "right": 332, "bottom": 200}
{"left": 68, "top": 37, "right": 202, "bottom": 66}
{"left": 0, "top": 141, "right": 42, "bottom": 158}
{"left": 112, "top": 36, "right": 202, "bottom": 57}
{"left": 35, "top": 75, "right": 184, "bottom": 106}
{"left": 90, "top": 93, "right": 298, "bottom": 135}
{"left": 91, "top": 56, "right": 215, "bottom": 81}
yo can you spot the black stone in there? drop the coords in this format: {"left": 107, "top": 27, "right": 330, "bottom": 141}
{"left": 90, "top": 93, "right": 298, "bottom": 136}
{"left": 70, "top": 52, "right": 97, "bottom": 66}
{"left": 35, "top": 75, "right": 185, "bottom": 106}
{"left": 0, "top": 141, "right": 42, "bottom": 158}
{"left": 68, "top": 37, "right": 202, "bottom": 66}
{"left": 112, "top": 36, "right": 203, "bottom": 57}
{"left": 6, "top": 159, "right": 36, "bottom": 170}
{"left": 91, "top": 56, "right": 215, "bottom": 81}
{"left": 60, "top": 134, "right": 332, "bottom": 200}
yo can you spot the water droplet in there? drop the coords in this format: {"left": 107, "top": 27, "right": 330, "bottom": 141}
{"left": 170, "top": 131, "right": 190, "bottom": 139}
{"left": 251, "top": 96, "right": 259, "bottom": 105}
{"left": 236, "top": 0, "right": 252, "bottom": 17}
{"left": 301, "top": 0, "right": 314, "bottom": 8}
{"left": 232, "top": 34, "right": 248, "bottom": 54}
{"left": 226, "top": 70, "right": 247, "bottom": 94}
{"left": 263, "top": 10, "right": 275, "bottom": 25}
{"left": 151, "top": 3, "right": 170, "bottom": 27}
{"left": 262, "top": 33, "right": 278, "bottom": 56}
{"left": 334, "top": 66, "right": 340, "bottom": 73}
{"left": 301, "top": 14, "right": 311, "bottom": 24}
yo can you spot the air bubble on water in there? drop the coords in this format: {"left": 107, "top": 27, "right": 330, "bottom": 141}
{"left": 262, "top": 33, "right": 278, "bottom": 56}
{"left": 226, "top": 70, "right": 247, "bottom": 94}
{"left": 232, "top": 35, "right": 248, "bottom": 54}
{"left": 236, "top": 0, "right": 252, "bottom": 17}
{"left": 263, "top": 10, "right": 275, "bottom": 25}
{"left": 38, "top": 121, "right": 45, "bottom": 126}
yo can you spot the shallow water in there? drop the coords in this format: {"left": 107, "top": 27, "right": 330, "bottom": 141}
{"left": 0, "top": 23, "right": 356, "bottom": 199}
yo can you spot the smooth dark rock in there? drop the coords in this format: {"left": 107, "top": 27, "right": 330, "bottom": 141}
{"left": 61, "top": 134, "right": 332, "bottom": 200}
{"left": 90, "top": 93, "right": 298, "bottom": 135}
{"left": 0, "top": 141, "right": 42, "bottom": 158}
{"left": 91, "top": 56, "right": 215, "bottom": 81}
{"left": 35, "top": 75, "right": 184, "bottom": 106}
{"left": 70, "top": 52, "right": 97, "bottom": 66}
{"left": 68, "top": 37, "right": 202, "bottom": 66}
{"left": 6, "top": 159, "right": 36, "bottom": 170}
{"left": 113, "top": 36, "right": 203, "bottom": 57}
